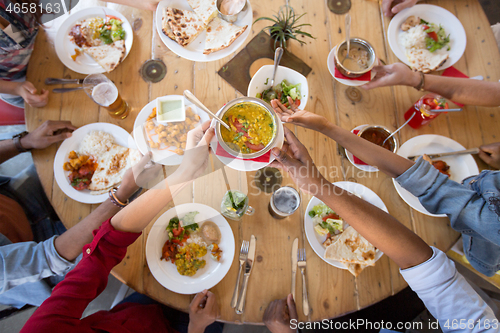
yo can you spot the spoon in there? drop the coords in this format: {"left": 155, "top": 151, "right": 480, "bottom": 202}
{"left": 382, "top": 111, "right": 416, "bottom": 147}
{"left": 262, "top": 47, "right": 284, "bottom": 100}
{"left": 341, "top": 13, "right": 352, "bottom": 67}
{"left": 183, "top": 90, "right": 230, "bottom": 130}
{"left": 430, "top": 108, "right": 462, "bottom": 112}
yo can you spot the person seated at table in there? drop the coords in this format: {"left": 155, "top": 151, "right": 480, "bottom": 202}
{"left": 362, "top": 63, "right": 500, "bottom": 107}
{"left": 382, "top": 0, "right": 419, "bottom": 17}
{"left": 21, "top": 122, "right": 223, "bottom": 333}
{"left": 0, "top": 120, "right": 158, "bottom": 310}
{"left": 262, "top": 128, "right": 497, "bottom": 333}
{"left": 0, "top": 0, "right": 161, "bottom": 109}
{"left": 271, "top": 98, "right": 500, "bottom": 277}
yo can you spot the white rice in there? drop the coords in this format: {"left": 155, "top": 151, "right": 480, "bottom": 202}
{"left": 400, "top": 25, "right": 426, "bottom": 50}
{"left": 79, "top": 130, "right": 115, "bottom": 156}
{"left": 186, "top": 233, "right": 207, "bottom": 247}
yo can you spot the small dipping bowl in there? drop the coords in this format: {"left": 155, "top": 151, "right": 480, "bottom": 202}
{"left": 356, "top": 125, "right": 398, "bottom": 153}
{"left": 216, "top": 0, "right": 246, "bottom": 23}
{"left": 216, "top": 97, "right": 279, "bottom": 159}
{"left": 334, "top": 38, "right": 376, "bottom": 78}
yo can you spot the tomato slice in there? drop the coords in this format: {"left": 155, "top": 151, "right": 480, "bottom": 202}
{"left": 294, "top": 99, "right": 301, "bottom": 107}
{"left": 427, "top": 31, "right": 438, "bottom": 42}
{"left": 106, "top": 15, "right": 121, "bottom": 21}
{"left": 322, "top": 213, "right": 340, "bottom": 222}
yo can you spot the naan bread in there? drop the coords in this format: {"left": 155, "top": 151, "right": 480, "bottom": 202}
{"left": 186, "top": 0, "right": 218, "bottom": 26}
{"left": 203, "top": 16, "right": 247, "bottom": 54}
{"left": 89, "top": 145, "right": 142, "bottom": 194}
{"left": 406, "top": 48, "right": 449, "bottom": 73}
{"left": 165, "top": 8, "right": 206, "bottom": 47}
{"left": 161, "top": 8, "right": 176, "bottom": 40}
{"left": 83, "top": 40, "right": 126, "bottom": 73}
{"left": 324, "top": 227, "right": 377, "bottom": 267}
{"left": 344, "top": 263, "right": 369, "bottom": 277}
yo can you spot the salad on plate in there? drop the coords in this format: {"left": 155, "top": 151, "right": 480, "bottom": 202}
{"left": 256, "top": 79, "right": 301, "bottom": 108}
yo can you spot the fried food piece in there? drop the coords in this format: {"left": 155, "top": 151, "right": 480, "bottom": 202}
{"left": 401, "top": 15, "right": 419, "bottom": 31}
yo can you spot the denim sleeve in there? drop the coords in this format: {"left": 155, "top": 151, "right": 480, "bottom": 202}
{"left": 401, "top": 247, "right": 498, "bottom": 333}
{"left": 0, "top": 236, "right": 75, "bottom": 294}
{"left": 395, "top": 157, "right": 497, "bottom": 244}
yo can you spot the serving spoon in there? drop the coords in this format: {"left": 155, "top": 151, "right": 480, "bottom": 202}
{"left": 341, "top": 13, "right": 352, "bottom": 67}
{"left": 183, "top": 90, "right": 230, "bottom": 130}
{"left": 382, "top": 111, "right": 416, "bottom": 147}
{"left": 262, "top": 47, "right": 284, "bottom": 101}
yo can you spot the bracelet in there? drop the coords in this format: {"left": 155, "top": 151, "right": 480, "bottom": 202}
{"left": 414, "top": 71, "right": 425, "bottom": 91}
{"left": 108, "top": 187, "right": 129, "bottom": 208}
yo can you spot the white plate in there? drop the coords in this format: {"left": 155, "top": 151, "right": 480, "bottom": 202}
{"left": 133, "top": 96, "right": 210, "bottom": 165}
{"left": 393, "top": 134, "right": 478, "bottom": 217}
{"left": 247, "top": 65, "right": 309, "bottom": 110}
{"left": 345, "top": 125, "right": 379, "bottom": 173}
{"left": 155, "top": 0, "right": 252, "bottom": 62}
{"left": 327, "top": 47, "right": 376, "bottom": 87}
{"left": 145, "top": 203, "right": 235, "bottom": 294}
{"left": 387, "top": 4, "right": 466, "bottom": 71}
{"left": 53, "top": 123, "right": 136, "bottom": 204}
{"left": 55, "top": 7, "right": 134, "bottom": 74}
{"left": 304, "top": 181, "right": 386, "bottom": 270}
{"left": 209, "top": 112, "right": 284, "bottom": 172}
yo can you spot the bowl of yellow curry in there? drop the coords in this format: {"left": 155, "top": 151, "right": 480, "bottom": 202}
{"left": 216, "top": 97, "right": 279, "bottom": 159}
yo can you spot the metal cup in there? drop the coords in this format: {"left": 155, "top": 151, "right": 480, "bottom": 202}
{"left": 216, "top": 0, "right": 246, "bottom": 23}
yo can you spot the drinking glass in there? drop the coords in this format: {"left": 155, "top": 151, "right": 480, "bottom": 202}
{"left": 404, "top": 93, "right": 448, "bottom": 129}
{"left": 220, "top": 190, "right": 254, "bottom": 221}
{"left": 83, "top": 74, "right": 130, "bottom": 119}
{"left": 268, "top": 186, "right": 301, "bottom": 219}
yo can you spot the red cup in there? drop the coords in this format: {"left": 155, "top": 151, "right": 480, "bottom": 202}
{"left": 404, "top": 93, "right": 449, "bottom": 129}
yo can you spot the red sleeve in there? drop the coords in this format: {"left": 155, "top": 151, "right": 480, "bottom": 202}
{"left": 21, "top": 219, "right": 141, "bottom": 333}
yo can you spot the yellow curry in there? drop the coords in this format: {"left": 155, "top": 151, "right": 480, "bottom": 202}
{"left": 221, "top": 103, "right": 274, "bottom": 154}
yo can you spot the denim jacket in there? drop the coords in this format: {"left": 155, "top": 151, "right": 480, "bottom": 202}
{"left": 396, "top": 157, "right": 500, "bottom": 277}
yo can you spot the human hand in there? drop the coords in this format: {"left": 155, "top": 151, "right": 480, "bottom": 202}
{"left": 263, "top": 294, "right": 298, "bottom": 333}
{"left": 271, "top": 97, "right": 329, "bottom": 133}
{"left": 382, "top": 0, "right": 419, "bottom": 17}
{"left": 118, "top": 152, "right": 163, "bottom": 200}
{"left": 362, "top": 63, "right": 420, "bottom": 90}
{"left": 106, "top": 0, "right": 160, "bottom": 11}
{"left": 15, "top": 81, "right": 49, "bottom": 107}
{"left": 479, "top": 142, "right": 500, "bottom": 169}
{"left": 170, "top": 121, "right": 215, "bottom": 184}
{"left": 270, "top": 127, "right": 329, "bottom": 196}
{"left": 188, "top": 290, "right": 220, "bottom": 333}
{"left": 21, "top": 120, "right": 76, "bottom": 150}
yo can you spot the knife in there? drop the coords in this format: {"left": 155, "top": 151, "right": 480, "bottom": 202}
{"left": 45, "top": 78, "right": 84, "bottom": 85}
{"left": 291, "top": 238, "right": 298, "bottom": 301}
{"left": 236, "top": 235, "right": 256, "bottom": 314}
{"left": 407, "top": 148, "right": 480, "bottom": 161}
{"left": 52, "top": 87, "right": 84, "bottom": 93}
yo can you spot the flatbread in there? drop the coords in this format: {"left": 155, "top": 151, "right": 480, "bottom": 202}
{"left": 166, "top": 7, "right": 206, "bottom": 47}
{"left": 161, "top": 8, "right": 176, "bottom": 40}
{"left": 344, "top": 263, "right": 369, "bottom": 277}
{"left": 324, "top": 227, "right": 377, "bottom": 267}
{"left": 83, "top": 40, "right": 126, "bottom": 73}
{"left": 186, "top": 0, "right": 218, "bottom": 26}
{"left": 203, "top": 16, "right": 247, "bottom": 54}
{"left": 406, "top": 48, "right": 449, "bottom": 73}
{"left": 89, "top": 145, "right": 142, "bottom": 194}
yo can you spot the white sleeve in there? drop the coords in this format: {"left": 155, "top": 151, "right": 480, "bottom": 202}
{"left": 400, "top": 247, "right": 499, "bottom": 333}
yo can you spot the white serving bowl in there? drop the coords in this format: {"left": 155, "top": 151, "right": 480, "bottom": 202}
{"left": 247, "top": 65, "right": 309, "bottom": 110}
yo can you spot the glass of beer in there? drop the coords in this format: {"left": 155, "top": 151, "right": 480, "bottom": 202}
{"left": 269, "top": 186, "right": 301, "bottom": 219}
{"left": 83, "top": 74, "right": 130, "bottom": 119}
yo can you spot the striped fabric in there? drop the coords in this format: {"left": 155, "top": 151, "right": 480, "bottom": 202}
{"left": 0, "top": 1, "right": 38, "bottom": 81}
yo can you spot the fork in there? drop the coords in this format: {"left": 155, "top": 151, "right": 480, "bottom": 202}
{"left": 298, "top": 248, "right": 311, "bottom": 316}
{"left": 231, "top": 240, "right": 249, "bottom": 308}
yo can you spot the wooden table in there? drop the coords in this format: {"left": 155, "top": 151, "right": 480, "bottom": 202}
{"left": 25, "top": 0, "right": 500, "bottom": 324}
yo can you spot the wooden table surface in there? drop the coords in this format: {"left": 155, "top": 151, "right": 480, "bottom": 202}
{"left": 25, "top": 0, "right": 499, "bottom": 324}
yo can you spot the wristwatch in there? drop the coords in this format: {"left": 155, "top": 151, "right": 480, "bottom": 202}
{"left": 12, "top": 131, "right": 30, "bottom": 153}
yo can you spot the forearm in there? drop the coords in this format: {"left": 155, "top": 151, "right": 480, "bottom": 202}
{"left": 103, "top": 0, "right": 157, "bottom": 10}
{"left": 317, "top": 183, "right": 432, "bottom": 269}
{"left": 54, "top": 184, "right": 140, "bottom": 261}
{"left": 111, "top": 174, "right": 187, "bottom": 233}
{"left": 0, "top": 80, "right": 19, "bottom": 95}
{"left": 0, "top": 139, "right": 21, "bottom": 164}
{"left": 322, "top": 123, "right": 414, "bottom": 178}
{"left": 423, "top": 75, "right": 500, "bottom": 107}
